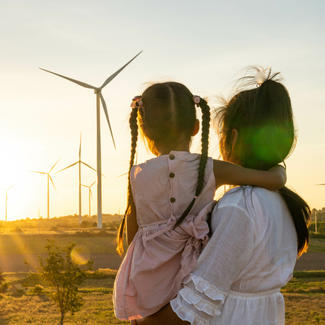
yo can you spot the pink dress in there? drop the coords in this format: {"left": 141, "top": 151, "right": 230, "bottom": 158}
{"left": 113, "top": 151, "right": 216, "bottom": 320}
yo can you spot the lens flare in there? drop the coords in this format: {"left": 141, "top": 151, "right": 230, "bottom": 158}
{"left": 70, "top": 245, "right": 90, "bottom": 265}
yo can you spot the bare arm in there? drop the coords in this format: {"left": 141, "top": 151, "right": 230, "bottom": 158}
{"left": 135, "top": 304, "right": 189, "bottom": 325}
{"left": 213, "top": 160, "right": 286, "bottom": 190}
{"left": 126, "top": 194, "right": 138, "bottom": 246}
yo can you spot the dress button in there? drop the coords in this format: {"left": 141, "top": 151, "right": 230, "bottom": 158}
{"left": 169, "top": 154, "right": 175, "bottom": 160}
{"left": 169, "top": 172, "right": 175, "bottom": 178}
{"left": 170, "top": 197, "right": 176, "bottom": 203}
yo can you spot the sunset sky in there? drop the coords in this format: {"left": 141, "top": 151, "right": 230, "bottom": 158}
{"left": 0, "top": 0, "right": 324, "bottom": 220}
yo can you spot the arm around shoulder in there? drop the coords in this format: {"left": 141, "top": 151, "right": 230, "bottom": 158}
{"left": 213, "top": 159, "right": 286, "bottom": 190}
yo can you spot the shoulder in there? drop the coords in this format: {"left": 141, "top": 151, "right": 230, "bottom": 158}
{"left": 130, "top": 156, "right": 167, "bottom": 179}
{"left": 211, "top": 187, "right": 257, "bottom": 231}
{"left": 213, "top": 186, "right": 285, "bottom": 228}
{"left": 217, "top": 186, "right": 281, "bottom": 211}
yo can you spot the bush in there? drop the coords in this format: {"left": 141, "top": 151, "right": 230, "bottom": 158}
{"left": 80, "top": 220, "right": 91, "bottom": 228}
{"left": 40, "top": 241, "right": 92, "bottom": 325}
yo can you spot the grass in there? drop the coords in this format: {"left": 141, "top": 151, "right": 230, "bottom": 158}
{"left": 0, "top": 270, "right": 324, "bottom": 324}
{"left": 282, "top": 273, "right": 325, "bottom": 324}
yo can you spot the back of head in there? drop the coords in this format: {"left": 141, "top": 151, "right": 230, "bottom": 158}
{"left": 218, "top": 69, "right": 294, "bottom": 170}
{"left": 216, "top": 67, "right": 310, "bottom": 256}
{"left": 139, "top": 82, "right": 196, "bottom": 155}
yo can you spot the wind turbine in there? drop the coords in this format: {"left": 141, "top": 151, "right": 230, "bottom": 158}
{"left": 57, "top": 134, "right": 96, "bottom": 225}
{"left": 4, "top": 185, "right": 14, "bottom": 221}
{"left": 33, "top": 160, "right": 59, "bottom": 219}
{"left": 82, "top": 181, "right": 96, "bottom": 218}
{"left": 40, "top": 51, "right": 142, "bottom": 228}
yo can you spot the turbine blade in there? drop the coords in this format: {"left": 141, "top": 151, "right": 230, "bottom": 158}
{"left": 49, "top": 159, "right": 60, "bottom": 172}
{"left": 32, "top": 171, "right": 47, "bottom": 175}
{"left": 40, "top": 68, "right": 95, "bottom": 89}
{"left": 49, "top": 175, "right": 56, "bottom": 190}
{"left": 100, "top": 93, "right": 116, "bottom": 149}
{"left": 100, "top": 51, "right": 142, "bottom": 89}
{"left": 81, "top": 161, "right": 96, "bottom": 172}
{"left": 56, "top": 161, "right": 78, "bottom": 173}
{"left": 317, "top": 184, "right": 325, "bottom": 185}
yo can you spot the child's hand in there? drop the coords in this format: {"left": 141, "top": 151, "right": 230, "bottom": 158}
{"left": 268, "top": 165, "right": 286, "bottom": 190}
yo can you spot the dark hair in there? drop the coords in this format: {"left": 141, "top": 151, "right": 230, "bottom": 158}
{"left": 116, "top": 82, "right": 211, "bottom": 254}
{"left": 216, "top": 68, "right": 310, "bottom": 256}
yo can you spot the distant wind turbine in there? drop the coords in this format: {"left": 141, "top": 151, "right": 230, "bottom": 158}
{"left": 4, "top": 185, "right": 14, "bottom": 221}
{"left": 40, "top": 51, "right": 142, "bottom": 228}
{"left": 33, "top": 160, "right": 59, "bottom": 219}
{"left": 82, "top": 181, "right": 96, "bottom": 218}
{"left": 57, "top": 134, "right": 96, "bottom": 225}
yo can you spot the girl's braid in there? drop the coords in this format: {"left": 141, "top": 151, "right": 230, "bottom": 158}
{"left": 174, "top": 98, "right": 210, "bottom": 228}
{"left": 116, "top": 107, "right": 139, "bottom": 255}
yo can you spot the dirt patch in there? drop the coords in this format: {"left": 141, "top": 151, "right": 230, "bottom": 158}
{"left": 295, "top": 252, "right": 325, "bottom": 271}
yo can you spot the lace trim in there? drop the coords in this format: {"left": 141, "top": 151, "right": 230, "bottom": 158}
{"left": 179, "top": 286, "right": 223, "bottom": 317}
{"left": 170, "top": 295, "right": 210, "bottom": 325}
{"left": 185, "top": 273, "right": 227, "bottom": 302}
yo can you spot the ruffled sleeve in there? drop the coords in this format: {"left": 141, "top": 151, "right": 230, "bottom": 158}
{"left": 171, "top": 204, "right": 255, "bottom": 323}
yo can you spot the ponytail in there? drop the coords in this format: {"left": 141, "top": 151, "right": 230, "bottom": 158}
{"left": 279, "top": 187, "right": 310, "bottom": 256}
{"left": 174, "top": 98, "right": 211, "bottom": 227}
{"left": 116, "top": 107, "right": 139, "bottom": 255}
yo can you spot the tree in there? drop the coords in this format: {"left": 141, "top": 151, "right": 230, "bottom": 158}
{"left": 40, "top": 241, "right": 90, "bottom": 325}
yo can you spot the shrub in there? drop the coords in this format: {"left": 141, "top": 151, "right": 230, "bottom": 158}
{"left": 40, "top": 241, "right": 92, "bottom": 325}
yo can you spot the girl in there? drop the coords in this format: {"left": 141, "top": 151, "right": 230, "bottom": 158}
{"left": 113, "top": 81, "right": 286, "bottom": 321}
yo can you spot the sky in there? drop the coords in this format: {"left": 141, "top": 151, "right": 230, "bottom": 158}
{"left": 0, "top": 0, "right": 324, "bottom": 220}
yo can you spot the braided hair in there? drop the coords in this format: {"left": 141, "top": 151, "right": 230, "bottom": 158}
{"left": 174, "top": 97, "right": 211, "bottom": 227}
{"left": 116, "top": 105, "right": 139, "bottom": 255}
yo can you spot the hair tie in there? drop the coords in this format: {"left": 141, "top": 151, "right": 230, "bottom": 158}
{"left": 254, "top": 67, "right": 274, "bottom": 87}
{"left": 193, "top": 95, "right": 201, "bottom": 106}
{"left": 131, "top": 96, "right": 143, "bottom": 109}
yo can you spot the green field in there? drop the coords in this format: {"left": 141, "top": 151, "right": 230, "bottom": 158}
{"left": 0, "top": 270, "right": 324, "bottom": 324}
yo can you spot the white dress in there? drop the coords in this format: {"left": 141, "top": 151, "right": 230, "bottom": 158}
{"left": 171, "top": 186, "right": 298, "bottom": 325}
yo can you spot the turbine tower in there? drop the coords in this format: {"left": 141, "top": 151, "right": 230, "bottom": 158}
{"left": 40, "top": 51, "right": 142, "bottom": 228}
{"left": 82, "top": 181, "right": 96, "bottom": 218}
{"left": 33, "top": 160, "right": 59, "bottom": 219}
{"left": 57, "top": 134, "right": 96, "bottom": 225}
{"left": 4, "top": 185, "right": 14, "bottom": 221}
